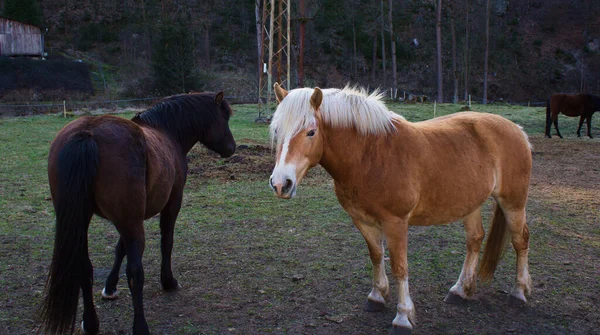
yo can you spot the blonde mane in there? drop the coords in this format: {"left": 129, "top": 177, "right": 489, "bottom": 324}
{"left": 270, "top": 86, "right": 403, "bottom": 144}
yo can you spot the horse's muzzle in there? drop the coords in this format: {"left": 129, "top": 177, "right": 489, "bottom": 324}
{"left": 269, "top": 176, "right": 295, "bottom": 199}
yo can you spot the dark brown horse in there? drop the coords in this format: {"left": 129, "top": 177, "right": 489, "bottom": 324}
{"left": 546, "top": 93, "right": 600, "bottom": 138}
{"left": 40, "top": 92, "right": 236, "bottom": 335}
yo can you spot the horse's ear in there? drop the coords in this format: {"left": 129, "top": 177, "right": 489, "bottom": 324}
{"left": 311, "top": 87, "right": 323, "bottom": 111}
{"left": 215, "top": 92, "right": 224, "bottom": 105}
{"left": 274, "top": 82, "right": 288, "bottom": 103}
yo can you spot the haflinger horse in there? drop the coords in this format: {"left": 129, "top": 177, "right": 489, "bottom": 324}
{"left": 546, "top": 93, "right": 600, "bottom": 138}
{"left": 40, "top": 92, "right": 236, "bottom": 335}
{"left": 268, "top": 83, "right": 532, "bottom": 335}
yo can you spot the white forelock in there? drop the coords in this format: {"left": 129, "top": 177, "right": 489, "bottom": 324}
{"left": 270, "top": 85, "right": 403, "bottom": 145}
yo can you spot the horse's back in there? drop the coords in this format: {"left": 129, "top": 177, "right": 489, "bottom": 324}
{"left": 50, "top": 115, "right": 149, "bottom": 221}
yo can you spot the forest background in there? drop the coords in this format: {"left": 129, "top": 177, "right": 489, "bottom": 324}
{"left": 1, "top": 0, "right": 600, "bottom": 104}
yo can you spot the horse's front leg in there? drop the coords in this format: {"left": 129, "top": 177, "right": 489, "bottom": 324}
{"left": 445, "top": 208, "right": 484, "bottom": 304}
{"left": 159, "top": 194, "right": 183, "bottom": 291}
{"left": 382, "top": 218, "right": 414, "bottom": 335}
{"left": 586, "top": 115, "right": 593, "bottom": 138}
{"left": 577, "top": 115, "right": 585, "bottom": 137}
{"left": 352, "top": 218, "right": 389, "bottom": 311}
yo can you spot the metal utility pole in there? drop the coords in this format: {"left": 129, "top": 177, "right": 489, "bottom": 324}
{"left": 257, "top": 0, "right": 291, "bottom": 121}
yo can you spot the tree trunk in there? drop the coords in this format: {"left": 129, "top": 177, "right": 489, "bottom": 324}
{"left": 463, "top": 0, "right": 470, "bottom": 101}
{"left": 380, "top": 0, "right": 386, "bottom": 88}
{"left": 451, "top": 7, "right": 458, "bottom": 103}
{"left": 389, "top": 0, "right": 397, "bottom": 96}
{"left": 352, "top": 17, "right": 357, "bottom": 78}
{"left": 204, "top": 25, "right": 210, "bottom": 67}
{"left": 371, "top": 31, "right": 377, "bottom": 82}
{"left": 436, "top": 0, "right": 443, "bottom": 103}
{"left": 140, "top": 0, "right": 152, "bottom": 61}
{"left": 256, "top": 0, "right": 263, "bottom": 83}
{"left": 298, "top": 0, "right": 306, "bottom": 87}
{"left": 483, "top": 0, "right": 490, "bottom": 104}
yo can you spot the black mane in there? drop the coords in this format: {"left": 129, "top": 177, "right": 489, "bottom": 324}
{"left": 132, "top": 93, "right": 231, "bottom": 144}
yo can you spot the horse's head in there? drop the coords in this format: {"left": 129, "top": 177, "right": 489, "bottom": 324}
{"left": 202, "top": 92, "right": 236, "bottom": 158}
{"left": 269, "top": 83, "right": 324, "bottom": 199}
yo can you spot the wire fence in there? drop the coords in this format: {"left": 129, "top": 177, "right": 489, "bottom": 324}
{"left": 0, "top": 90, "right": 547, "bottom": 118}
{"left": 0, "top": 95, "right": 257, "bottom": 118}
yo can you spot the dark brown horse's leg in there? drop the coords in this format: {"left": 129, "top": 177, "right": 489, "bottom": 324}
{"left": 577, "top": 115, "right": 585, "bottom": 137}
{"left": 159, "top": 196, "right": 183, "bottom": 291}
{"left": 586, "top": 115, "right": 593, "bottom": 138}
{"left": 553, "top": 117, "right": 563, "bottom": 138}
{"left": 102, "top": 236, "right": 126, "bottom": 299}
{"left": 81, "top": 234, "right": 100, "bottom": 334}
{"left": 124, "top": 233, "right": 149, "bottom": 335}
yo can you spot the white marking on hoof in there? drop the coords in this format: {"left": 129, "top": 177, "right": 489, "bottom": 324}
{"left": 368, "top": 288, "right": 386, "bottom": 305}
{"left": 101, "top": 287, "right": 118, "bottom": 300}
{"left": 81, "top": 321, "right": 87, "bottom": 334}
{"left": 392, "top": 313, "right": 413, "bottom": 330}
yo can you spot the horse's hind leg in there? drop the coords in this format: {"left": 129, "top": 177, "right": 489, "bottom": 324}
{"left": 586, "top": 115, "right": 593, "bottom": 138}
{"left": 553, "top": 117, "right": 563, "bottom": 138}
{"left": 577, "top": 115, "right": 585, "bottom": 137}
{"left": 352, "top": 218, "right": 389, "bottom": 312}
{"left": 102, "top": 236, "right": 126, "bottom": 299}
{"left": 502, "top": 208, "right": 532, "bottom": 306}
{"left": 445, "top": 208, "right": 484, "bottom": 304}
{"left": 159, "top": 195, "right": 183, "bottom": 291}
{"left": 81, "top": 234, "right": 100, "bottom": 334}
{"left": 122, "top": 227, "right": 149, "bottom": 335}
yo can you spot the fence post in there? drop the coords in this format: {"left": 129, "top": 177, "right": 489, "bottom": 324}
{"left": 434, "top": 101, "right": 437, "bottom": 118}
{"left": 63, "top": 101, "right": 66, "bottom": 118}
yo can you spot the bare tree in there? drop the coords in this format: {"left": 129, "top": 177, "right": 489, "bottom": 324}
{"left": 298, "top": 0, "right": 307, "bottom": 87}
{"left": 389, "top": 0, "right": 397, "bottom": 96}
{"left": 371, "top": 31, "right": 377, "bottom": 82}
{"left": 380, "top": 0, "right": 386, "bottom": 88}
{"left": 436, "top": 0, "right": 443, "bottom": 103}
{"left": 463, "top": 0, "right": 470, "bottom": 101}
{"left": 483, "top": 0, "right": 491, "bottom": 104}
{"left": 450, "top": 1, "right": 458, "bottom": 103}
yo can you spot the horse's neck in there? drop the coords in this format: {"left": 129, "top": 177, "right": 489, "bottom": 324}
{"left": 143, "top": 125, "right": 194, "bottom": 157}
{"left": 319, "top": 120, "right": 411, "bottom": 183}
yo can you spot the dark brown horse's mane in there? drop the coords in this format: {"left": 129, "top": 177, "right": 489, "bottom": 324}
{"left": 132, "top": 92, "right": 232, "bottom": 142}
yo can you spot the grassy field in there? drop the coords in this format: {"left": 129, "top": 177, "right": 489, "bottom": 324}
{"left": 0, "top": 101, "right": 598, "bottom": 335}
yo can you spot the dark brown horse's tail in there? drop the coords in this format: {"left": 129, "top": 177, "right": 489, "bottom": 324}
{"left": 40, "top": 131, "right": 98, "bottom": 335}
{"left": 478, "top": 204, "right": 510, "bottom": 281}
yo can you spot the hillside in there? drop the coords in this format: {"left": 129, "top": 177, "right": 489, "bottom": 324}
{"left": 2, "top": 0, "right": 599, "bottom": 102}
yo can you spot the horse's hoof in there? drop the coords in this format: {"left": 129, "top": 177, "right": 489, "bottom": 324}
{"left": 545, "top": 134, "right": 551, "bottom": 139}
{"left": 444, "top": 292, "right": 467, "bottom": 305}
{"left": 82, "top": 321, "right": 99, "bottom": 335}
{"left": 507, "top": 294, "right": 526, "bottom": 307}
{"left": 101, "top": 287, "right": 118, "bottom": 300}
{"left": 391, "top": 325, "right": 412, "bottom": 335}
{"left": 364, "top": 298, "right": 386, "bottom": 312}
{"left": 162, "top": 278, "right": 181, "bottom": 292}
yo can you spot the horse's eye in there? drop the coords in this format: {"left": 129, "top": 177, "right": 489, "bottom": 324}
{"left": 307, "top": 130, "right": 315, "bottom": 137}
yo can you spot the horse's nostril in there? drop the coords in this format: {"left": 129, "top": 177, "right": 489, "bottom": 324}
{"left": 269, "top": 177, "right": 275, "bottom": 189}
{"left": 283, "top": 178, "right": 293, "bottom": 193}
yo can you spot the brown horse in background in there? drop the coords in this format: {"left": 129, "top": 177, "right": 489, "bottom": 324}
{"left": 546, "top": 93, "right": 600, "bottom": 138}
{"left": 269, "top": 84, "right": 532, "bottom": 335}
{"left": 40, "top": 92, "right": 236, "bottom": 335}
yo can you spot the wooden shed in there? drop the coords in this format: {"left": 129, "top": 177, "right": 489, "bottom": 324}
{"left": 0, "top": 17, "right": 43, "bottom": 57}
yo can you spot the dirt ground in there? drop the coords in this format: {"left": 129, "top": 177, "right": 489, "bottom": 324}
{"left": 3, "top": 135, "right": 599, "bottom": 335}
{"left": 134, "top": 136, "right": 600, "bottom": 334}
